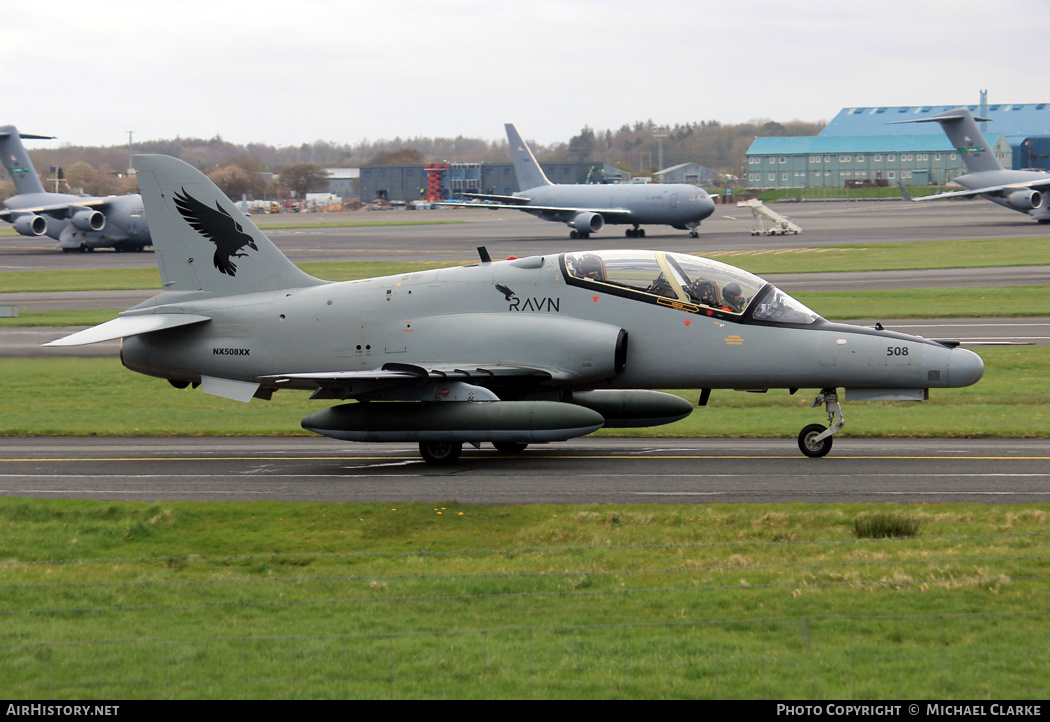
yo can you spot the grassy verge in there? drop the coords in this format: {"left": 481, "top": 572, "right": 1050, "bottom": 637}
{"left": 1, "top": 347, "right": 1046, "bottom": 437}
{"left": 752, "top": 186, "right": 961, "bottom": 202}
{"left": 2, "top": 237, "right": 1049, "bottom": 293}
{"left": 0, "top": 498, "right": 1046, "bottom": 699}
{"left": 706, "top": 237, "right": 1050, "bottom": 274}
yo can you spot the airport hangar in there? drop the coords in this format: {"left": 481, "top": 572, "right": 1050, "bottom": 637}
{"left": 357, "top": 161, "right": 628, "bottom": 204}
{"left": 745, "top": 102, "right": 1050, "bottom": 189}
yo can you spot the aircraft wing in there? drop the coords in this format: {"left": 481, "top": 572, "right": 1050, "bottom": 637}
{"left": 904, "top": 177, "right": 1050, "bottom": 201}
{"left": 5, "top": 197, "right": 110, "bottom": 217}
{"left": 440, "top": 200, "right": 635, "bottom": 218}
{"left": 461, "top": 192, "right": 531, "bottom": 205}
{"left": 45, "top": 314, "right": 212, "bottom": 346}
{"left": 262, "top": 363, "right": 554, "bottom": 400}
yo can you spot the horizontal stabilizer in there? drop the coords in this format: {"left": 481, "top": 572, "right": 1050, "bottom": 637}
{"left": 45, "top": 313, "right": 211, "bottom": 347}
{"left": 887, "top": 113, "right": 992, "bottom": 125}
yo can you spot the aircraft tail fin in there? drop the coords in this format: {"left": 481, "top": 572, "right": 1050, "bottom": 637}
{"left": 0, "top": 125, "right": 49, "bottom": 196}
{"left": 887, "top": 108, "right": 1003, "bottom": 174}
{"left": 132, "top": 154, "right": 326, "bottom": 295}
{"left": 505, "top": 123, "right": 552, "bottom": 191}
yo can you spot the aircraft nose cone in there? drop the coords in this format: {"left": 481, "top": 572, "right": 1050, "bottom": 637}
{"left": 949, "top": 347, "right": 984, "bottom": 387}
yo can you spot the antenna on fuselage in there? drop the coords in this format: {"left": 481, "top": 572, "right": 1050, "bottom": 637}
{"left": 477, "top": 246, "right": 492, "bottom": 264}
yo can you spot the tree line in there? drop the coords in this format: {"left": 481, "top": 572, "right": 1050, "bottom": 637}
{"left": 0, "top": 118, "right": 822, "bottom": 202}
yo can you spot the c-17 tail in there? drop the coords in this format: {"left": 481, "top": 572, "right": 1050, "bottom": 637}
{"left": 888, "top": 107, "right": 1003, "bottom": 174}
{"left": 505, "top": 123, "right": 552, "bottom": 191}
{"left": 0, "top": 125, "right": 52, "bottom": 196}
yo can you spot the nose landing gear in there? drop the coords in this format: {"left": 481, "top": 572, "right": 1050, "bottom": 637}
{"left": 798, "top": 388, "right": 844, "bottom": 458}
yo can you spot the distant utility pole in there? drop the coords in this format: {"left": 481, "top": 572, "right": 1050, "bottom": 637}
{"left": 654, "top": 130, "right": 668, "bottom": 174}
{"left": 127, "top": 129, "right": 134, "bottom": 175}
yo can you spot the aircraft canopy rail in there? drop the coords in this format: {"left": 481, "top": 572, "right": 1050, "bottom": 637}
{"left": 561, "top": 250, "right": 821, "bottom": 325}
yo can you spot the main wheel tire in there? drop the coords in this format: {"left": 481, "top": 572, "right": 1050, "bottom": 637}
{"left": 419, "top": 441, "right": 462, "bottom": 465}
{"left": 798, "top": 424, "right": 833, "bottom": 458}
{"left": 493, "top": 441, "right": 528, "bottom": 454}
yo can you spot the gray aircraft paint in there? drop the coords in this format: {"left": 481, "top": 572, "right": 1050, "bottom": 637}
{"left": 0, "top": 125, "right": 153, "bottom": 251}
{"left": 444, "top": 123, "right": 717, "bottom": 238}
{"left": 891, "top": 108, "right": 1050, "bottom": 222}
{"left": 48, "top": 155, "right": 984, "bottom": 463}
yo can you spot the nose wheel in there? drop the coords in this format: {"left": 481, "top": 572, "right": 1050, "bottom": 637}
{"left": 798, "top": 389, "right": 843, "bottom": 458}
{"left": 798, "top": 423, "right": 833, "bottom": 457}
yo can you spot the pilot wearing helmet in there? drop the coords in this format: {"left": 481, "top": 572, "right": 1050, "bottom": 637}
{"left": 721, "top": 281, "right": 746, "bottom": 313}
{"left": 573, "top": 253, "right": 605, "bottom": 282}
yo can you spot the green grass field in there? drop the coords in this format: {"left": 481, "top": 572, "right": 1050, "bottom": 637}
{"left": 3, "top": 236, "right": 1049, "bottom": 294}
{"left": 1, "top": 498, "right": 1046, "bottom": 699}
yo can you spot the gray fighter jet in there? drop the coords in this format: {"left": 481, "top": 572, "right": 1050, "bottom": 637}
{"left": 0, "top": 125, "right": 152, "bottom": 251}
{"left": 443, "top": 124, "right": 717, "bottom": 239}
{"left": 890, "top": 108, "right": 1050, "bottom": 222}
{"left": 48, "top": 155, "right": 984, "bottom": 464}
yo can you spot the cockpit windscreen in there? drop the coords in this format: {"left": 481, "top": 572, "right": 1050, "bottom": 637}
{"left": 562, "top": 250, "right": 821, "bottom": 325}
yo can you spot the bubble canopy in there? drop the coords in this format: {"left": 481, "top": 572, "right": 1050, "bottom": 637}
{"left": 560, "top": 250, "right": 822, "bottom": 325}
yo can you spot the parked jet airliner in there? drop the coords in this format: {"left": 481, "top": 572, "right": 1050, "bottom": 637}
{"left": 444, "top": 124, "right": 717, "bottom": 239}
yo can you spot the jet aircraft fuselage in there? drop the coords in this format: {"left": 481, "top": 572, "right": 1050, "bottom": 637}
{"left": 513, "top": 182, "right": 715, "bottom": 232}
{"left": 445, "top": 123, "right": 716, "bottom": 239}
{"left": 50, "top": 155, "right": 983, "bottom": 465}
{"left": 118, "top": 250, "right": 981, "bottom": 397}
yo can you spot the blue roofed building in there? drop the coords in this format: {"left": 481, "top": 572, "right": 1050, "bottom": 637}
{"left": 746, "top": 102, "right": 1047, "bottom": 189}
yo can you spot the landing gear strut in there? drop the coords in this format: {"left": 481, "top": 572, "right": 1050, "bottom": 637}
{"left": 625, "top": 226, "right": 645, "bottom": 238}
{"left": 797, "top": 388, "right": 843, "bottom": 458}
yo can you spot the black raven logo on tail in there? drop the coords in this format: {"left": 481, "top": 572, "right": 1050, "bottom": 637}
{"left": 173, "top": 188, "right": 258, "bottom": 276}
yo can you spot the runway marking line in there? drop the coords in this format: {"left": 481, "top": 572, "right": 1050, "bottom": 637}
{"left": 3, "top": 455, "right": 1050, "bottom": 463}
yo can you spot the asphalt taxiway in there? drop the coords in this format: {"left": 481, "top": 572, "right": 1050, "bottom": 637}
{"left": 2, "top": 437, "right": 1049, "bottom": 504}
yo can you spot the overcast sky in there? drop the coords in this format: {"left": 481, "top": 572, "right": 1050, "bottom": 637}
{"left": 4, "top": 0, "right": 1045, "bottom": 152}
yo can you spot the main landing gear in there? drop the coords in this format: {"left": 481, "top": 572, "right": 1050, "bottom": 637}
{"left": 625, "top": 226, "right": 646, "bottom": 238}
{"left": 417, "top": 440, "right": 529, "bottom": 465}
{"left": 419, "top": 440, "right": 462, "bottom": 465}
{"left": 797, "top": 388, "right": 844, "bottom": 458}
{"left": 569, "top": 230, "right": 590, "bottom": 239}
